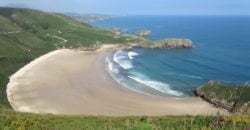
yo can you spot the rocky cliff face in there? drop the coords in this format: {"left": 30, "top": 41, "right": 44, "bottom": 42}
{"left": 234, "top": 102, "right": 250, "bottom": 115}
{"left": 130, "top": 38, "right": 193, "bottom": 49}
{"left": 195, "top": 81, "right": 250, "bottom": 115}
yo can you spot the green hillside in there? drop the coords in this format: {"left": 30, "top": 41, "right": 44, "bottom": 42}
{"left": 0, "top": 7, "right": 140, "bottom": 108}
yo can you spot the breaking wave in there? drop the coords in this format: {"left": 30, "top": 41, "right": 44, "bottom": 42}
{"left": 164, "top": 72, "right": 203, "bottom": 80}
{"left": 107, "top": 49, "right": 184, "bottom": 97}
{"left": 113, "top": 50, "right": 134, "bottom": 69}
{"left": 128, "top": 51, "right": 139, "bottom": 59}
{"left": 106, "top": 57, "right": 119, "bottom": 74}
{"left": 128, "top": 72, "right": 183, "bottom": 96}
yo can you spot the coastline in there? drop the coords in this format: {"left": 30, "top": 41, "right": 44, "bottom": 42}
{"left": 6, "top": 45, "right": 228, "bottom": 116}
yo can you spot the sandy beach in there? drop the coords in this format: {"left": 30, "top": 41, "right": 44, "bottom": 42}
{"left": 6, "top": 45, "right": 228, "bottom": 116}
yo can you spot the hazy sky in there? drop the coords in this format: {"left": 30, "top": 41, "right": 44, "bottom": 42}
{"left": 0, "top": 0, "right": 250, "bottom": 15}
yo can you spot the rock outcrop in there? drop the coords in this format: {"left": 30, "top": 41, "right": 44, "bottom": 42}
{"left": 131, "top": 38, "right": 193, "bottom": 49}
{"left": 195, "top": 81, "right": 250, "bottom": 115}
{"left": 137, "top": 30, "right": 151, "bottom": 37}
{"left": 108, "top": 28, "right": 122, "bottom": 35}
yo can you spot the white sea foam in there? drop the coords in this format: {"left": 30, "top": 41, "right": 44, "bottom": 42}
{"left": 110, "top": 50, "right": 184, "bottom": 97}
{"left": 128, "top": 72, "right": 183, "bottom": 96}
{"left": 178, "top": 73, "right": 203, "bottom": 79}
{"left": 106, "top": 56, "right": 148, "bottom": 95}
{"left": 165, "top": 72, "right": 203, "bottom": 79}
{"left": 106, "top": 57, "right": 119, "bottom": 74}
{"left": 113, "top": 50, "right": 133, "bottom": 69}
{"left": 128, "top": 51, "right": 139, "bottom": 60}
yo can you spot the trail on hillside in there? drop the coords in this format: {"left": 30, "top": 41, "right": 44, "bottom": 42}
{"left": 0, "top": 31, "right": 22, "bottom": 35}
{"left": 46, "top": 34, "right": 68, "bottom": 44}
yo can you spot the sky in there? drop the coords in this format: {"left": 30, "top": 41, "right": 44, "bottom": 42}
{"left": 0, "top": 0, "right": 250, "bottom": 15}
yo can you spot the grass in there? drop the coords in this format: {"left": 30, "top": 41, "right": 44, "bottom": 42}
{"left": 0, "top": 109, "right": 249, "bottom": 129}
{"left": 197, "top": 81, "right": 250, "bottom": 103}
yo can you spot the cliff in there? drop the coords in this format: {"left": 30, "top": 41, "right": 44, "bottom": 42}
{"left": 195, "top": 81, "right": 250, "bottom": 115}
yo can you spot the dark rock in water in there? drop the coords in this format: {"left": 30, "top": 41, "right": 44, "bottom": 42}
{"left": 137, "top": 30, "right": 151, "bottom": 37}
{"left": 195, "top": 81, "right": 250, "bottom": 115}
{"left": 132, "top": 38, "right": 193, "bottom": 49}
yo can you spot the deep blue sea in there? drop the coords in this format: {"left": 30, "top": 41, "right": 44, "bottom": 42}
{"left": 91, "top": 16, "right": 250, "bottom": 97}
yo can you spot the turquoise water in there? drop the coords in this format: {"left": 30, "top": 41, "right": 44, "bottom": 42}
{"left": 92, "top": 16, "right": 250, "bottom": 97}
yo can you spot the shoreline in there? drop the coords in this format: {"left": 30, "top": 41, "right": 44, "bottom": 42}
{"left": 6, "top": 49, "right": 69, "bottom": 112}
{"left": 6, "top": 44, "right": 228, "bottom": 116}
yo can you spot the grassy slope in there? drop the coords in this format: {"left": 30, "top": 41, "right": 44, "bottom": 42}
{"left": 0, "top": 109, "right": 249, "bottom": 129}
{"left": 198, "top": 81, "right": 250, "bottom": 103}
{"left": 0, "top": 8, "right": 249, "bottom": 129}
{"left": 0, "top": 7, "right": 140, "bottom": 108}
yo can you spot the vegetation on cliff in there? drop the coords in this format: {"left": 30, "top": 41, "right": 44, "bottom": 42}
{"left": 195, "top": 81, "right": 250, "bottom": 115}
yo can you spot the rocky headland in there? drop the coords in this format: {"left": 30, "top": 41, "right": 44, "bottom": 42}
{"left": 123, "top": 38, "right": 193, "bottom": 50}
{"left": 105, "top": 28, "right": 193, "bottom": 50}
{"left": 195, "top": 81, "right": 250, "bottom": 115}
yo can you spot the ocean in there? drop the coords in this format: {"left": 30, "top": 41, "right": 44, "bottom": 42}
{"left": 91, "top": 16, "right": 250, "bottom": 97}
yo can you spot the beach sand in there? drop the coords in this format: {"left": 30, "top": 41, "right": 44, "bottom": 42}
{"left": 7, "top": 45, "right": 228, "bottom": 116}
